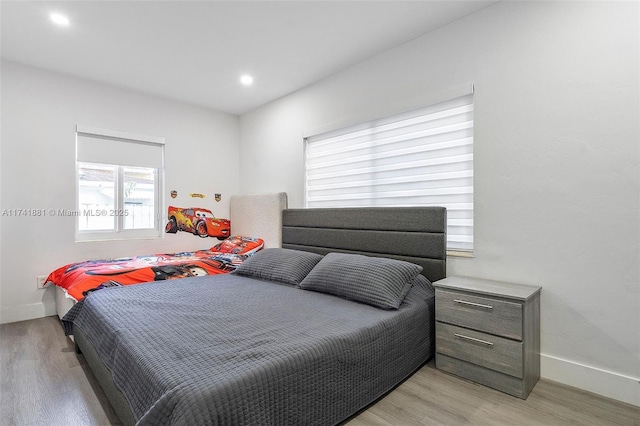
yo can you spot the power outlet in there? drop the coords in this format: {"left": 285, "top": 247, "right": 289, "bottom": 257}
{"left": 36, "top": 275, "right": 48, "bottom": 289}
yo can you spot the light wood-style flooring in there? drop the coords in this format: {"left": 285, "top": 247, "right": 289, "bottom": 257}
{"left": 1, "top": 316, "right": 638, "bottom": 425}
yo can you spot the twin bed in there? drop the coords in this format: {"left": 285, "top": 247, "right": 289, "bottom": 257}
{"left": 55, "top": 195, "right": 446, "bottom": 425}
{"left": 53, "top": 193, "right": 288, "bottom": 319}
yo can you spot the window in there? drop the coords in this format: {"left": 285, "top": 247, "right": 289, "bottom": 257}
{"left": 76, "top": 126, "right": 164, "bottom": 241}
{"left": 305, "top": 93, "right": 474, "bottom": 253}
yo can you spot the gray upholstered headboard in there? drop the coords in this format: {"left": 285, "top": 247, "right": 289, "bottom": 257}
{"left": 282, "top": 207, "right": 446, "bottom": 283}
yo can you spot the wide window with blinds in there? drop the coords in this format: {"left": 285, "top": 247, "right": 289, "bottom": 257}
{"left": 305, "top": 93, "right": 474, "bottom": 253}
{"left": 76, "top": 126, "right": 164, "bottom": 241}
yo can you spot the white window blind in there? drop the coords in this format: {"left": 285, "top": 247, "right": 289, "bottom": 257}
{"left": 76, "top": 128, "right": 163, "bottom": 169}
{"left": 305, "top": 93, "right": 474, "bottom": 252}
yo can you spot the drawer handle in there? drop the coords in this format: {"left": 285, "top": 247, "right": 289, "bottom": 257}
{"left": 454, "top": 299, "right": 493, "bottom": 309}
{"left": 454, "top": 333, "right": 494, "bottom": 346}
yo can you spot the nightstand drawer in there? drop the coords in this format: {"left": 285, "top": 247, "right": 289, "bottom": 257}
{"left": 436, "top": 322, "right": 523, "bottom": 378}
{"left": 436, "top": 289, "right": 523, "bottom": 340}
{"left": 436, "top": 353, "right": 529, "bottom": 399}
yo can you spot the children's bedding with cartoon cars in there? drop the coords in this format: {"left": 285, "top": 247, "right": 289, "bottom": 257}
{"left": 46, "top": 236, "right": 264, "bottom": 302}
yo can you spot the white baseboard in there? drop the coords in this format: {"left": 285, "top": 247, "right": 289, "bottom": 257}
{"left": 0, "top": 301, "right": 57, "bottom": 324}
{"left": 541, "top": 353, "right": 640, "bottom": 407}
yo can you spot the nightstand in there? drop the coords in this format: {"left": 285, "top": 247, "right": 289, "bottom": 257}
{"left": 433, "top": 275, "right": 541, "bottom": 399}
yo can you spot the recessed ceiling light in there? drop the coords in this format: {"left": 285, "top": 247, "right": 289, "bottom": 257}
{"left": 240, "top": 75, "right": 254, "bottom": 86}
{"left": 50, "top": 13, "right": 70, "bottom": 27}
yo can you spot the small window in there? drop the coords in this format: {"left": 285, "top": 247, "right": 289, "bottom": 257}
{"left": 76, "top": 126, "right": 164, "bottom": 241}
{"left": 305, "top": 94, "right": 474, "bottom": 253}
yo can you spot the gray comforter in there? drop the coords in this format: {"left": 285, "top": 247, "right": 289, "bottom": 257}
{"left": 74, "top": 273, "right": 435, "bottom": 425}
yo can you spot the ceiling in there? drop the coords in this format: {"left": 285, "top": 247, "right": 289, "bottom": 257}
{"left": 1, "top": 1, "right": 496, "bottom": 115}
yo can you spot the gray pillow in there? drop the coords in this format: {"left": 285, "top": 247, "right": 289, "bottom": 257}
{"left": 232, "top": 248, "right": 323, "bottom": 286}
{"left": 299, "top": 252, "right": 423, "bottom": 309}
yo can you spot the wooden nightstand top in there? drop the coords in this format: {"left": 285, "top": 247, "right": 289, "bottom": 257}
{"left": 433, "top": 275, "right": 541, "bottom": 301}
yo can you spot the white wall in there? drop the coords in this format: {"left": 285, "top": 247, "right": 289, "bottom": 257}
{"left": 0, "top": 61, "right": 240, "bottom": 323}
{"left": 239, "top": 1, "right": 640, "bottom": 406}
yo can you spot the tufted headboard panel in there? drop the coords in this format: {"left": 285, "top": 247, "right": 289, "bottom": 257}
{"left": 282, "top": 207, "right": 446, "bottom": 283}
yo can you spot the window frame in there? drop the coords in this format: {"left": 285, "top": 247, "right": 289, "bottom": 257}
{"left": 75, "top": 126, "right": 165, "bottom": 242}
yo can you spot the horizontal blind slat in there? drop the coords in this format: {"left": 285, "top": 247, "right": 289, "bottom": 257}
{"left": 308, "top": 154, "right": 472, "bottom": 180}
{"left": 307, "top": 170, "right": 473, "bottom": 191}
{"left": 307, "top": 136, "right": 473, "bottom": 170}
{"left": 307, "top": 122, "right": 473, "bottom": 160}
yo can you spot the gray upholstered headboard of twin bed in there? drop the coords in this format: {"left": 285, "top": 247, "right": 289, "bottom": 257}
{"left": 282, "top": 207, "right": 447, "bottom": 283}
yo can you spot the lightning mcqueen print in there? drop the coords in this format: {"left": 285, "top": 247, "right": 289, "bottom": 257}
{"left": 165, "top": 206, "right": 230, "bottom": 239}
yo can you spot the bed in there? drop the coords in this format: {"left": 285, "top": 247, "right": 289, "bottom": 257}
{"left": 74, "top": 206, "right": 447, "bottom": 425}
{"left": 53, "top": 192, "right": 288, "bottom": 318}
